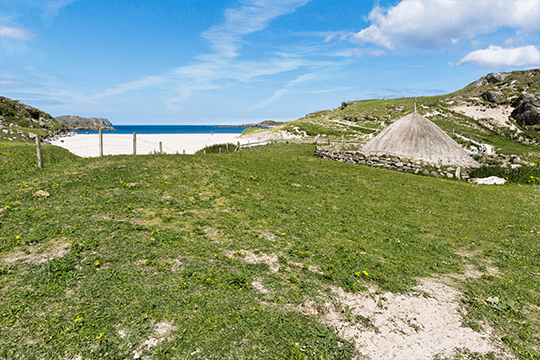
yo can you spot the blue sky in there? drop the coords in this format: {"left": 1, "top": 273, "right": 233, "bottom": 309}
{"left": 1, "top": 0, "right": 539, "bottom": 125}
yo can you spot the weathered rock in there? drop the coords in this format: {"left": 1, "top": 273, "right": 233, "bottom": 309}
{"left": 511, "top": 156, "right": 521, "bottom": 163}
{"left": 469, "top": 176, "right": 506, "bottom": 185}
{"left": 482, "top": 91, "right": 501, "bottom": 103}
{"left": 473, "top": 72, "right": 510, "bottom": 87}
{"left": 341, "top": 101, "right": 359, "bottom": 110}
{"left": 511, "top": 94, "right": 540, "bottom": 126}
{"left": 33, "top": 190, "right": 50, "bottom": 198}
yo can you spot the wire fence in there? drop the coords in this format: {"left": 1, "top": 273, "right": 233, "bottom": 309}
{"left": 53, "top": 135, "right": 178, "bottom": 157}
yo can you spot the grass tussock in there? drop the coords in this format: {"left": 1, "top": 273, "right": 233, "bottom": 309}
{"left": 195, "top": 143, "right": 237, "bottom": 155}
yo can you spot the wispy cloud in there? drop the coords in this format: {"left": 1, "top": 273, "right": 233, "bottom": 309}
{"left": 90, "top": 76, "right": 170, "bottom": 100}
{"left": 349, "top": 0, "right": 540, "bottom": 50}
{"left": 0, "top": 66, "right": 108, "bottom": 113}
{"left": 250, "top": 89, "right": 289, "bottom": 110}
{"left": 250, "top": 71, "right": 352, "bottom": 110}
{"left": 165, "top": 0, "right": 313, "bottom": 112}
{"left": 201, "top": 0, "right": 310, "bottom": 59}
{"left": 250, "top": 72, "right": 319, "bottom": 110}
{"left": 455, "top": 45, "right": 540, "bottom": 68}
{"left": 42, "top": 0, "right": 79, "bottom": 25}
{"left": 310, "top": 86, "right": 355, "bottom": 94}
{"left": 0, "top": 26, "right": 34, "bottom": 40}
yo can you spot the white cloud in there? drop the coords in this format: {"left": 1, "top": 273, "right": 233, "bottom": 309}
{"left": 456, "top": 45, "right": 540, "bottom": 68}
{"left": 0, "top": 26, "right": 34, "bottom": 40}
{"left": 350, "top": 0, "right": 540, "bottom": 50}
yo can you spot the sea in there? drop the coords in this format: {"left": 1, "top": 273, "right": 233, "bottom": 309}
{"left": 73, "top": 125, "right": 260, "bottom": 135}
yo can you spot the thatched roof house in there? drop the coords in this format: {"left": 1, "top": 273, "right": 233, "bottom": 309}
{"left": 360, "top": 112, "right": 480, "bottom": 168}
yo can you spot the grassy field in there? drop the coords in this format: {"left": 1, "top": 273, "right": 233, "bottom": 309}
{"left": 1, "top": 143, "right": 539, "bottom": 359}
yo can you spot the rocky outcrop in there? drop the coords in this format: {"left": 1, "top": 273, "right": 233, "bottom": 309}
{"left": 341, "top": 101, "right": 359, "bottom": 110}
{"left": 482, "top": 91, "right": 501, "bottom": 103}
{"left": 55, "top": 115, "right": 114, "bottom": 130}
{"left": 473, "top": 72, "right": 510, "bottom": 87}
{"left": 511, "top": 93, "right": 540, "bottom": 126}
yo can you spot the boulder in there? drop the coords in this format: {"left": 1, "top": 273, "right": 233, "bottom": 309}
{"left": 33, "top": 190, "right": 50, "bottom": 198}
{"left": 482, "top": 91, "right": 501, "bottom": 103}
{"left": 511, "top": 94, "right": 540, "bottom": 126}
{"left": 468, "top": 176, "right": 506, "bottom": 185}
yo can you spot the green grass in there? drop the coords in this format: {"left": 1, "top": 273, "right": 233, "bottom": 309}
{"left": 195, "top": 143, "right": 237, "bottom": 154}
{"left": 1, "top": 144, "right": 539, "bottom": 359}
{"left": 470, "top": 165, "right": 540, "bottom": 184}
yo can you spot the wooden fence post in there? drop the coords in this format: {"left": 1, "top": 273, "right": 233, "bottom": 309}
{"left": 35, "top": 135, "right": 43, "bottom": 168}
{"left": 159, "top": 142, "right": 163, "bottom": 154}
{"left": 99, "top": 128, "right": 103, "bottom": 157}
{"left": 133, "top": 132, "right": 137, "bottom": 155}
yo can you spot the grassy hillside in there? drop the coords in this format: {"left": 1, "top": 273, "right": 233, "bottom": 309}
{"left": 0, "top": 96, "right": 67, "bottom": 143}
{"left": 1, "top": 143, "right": 539, "bottom": 359}
{"left": 245, "top": 69, "right": 540, "bottom": 162}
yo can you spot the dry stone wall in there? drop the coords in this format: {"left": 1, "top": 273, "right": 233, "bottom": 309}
{"left": 314, "top": 147, "right": 472, "bottom": 180}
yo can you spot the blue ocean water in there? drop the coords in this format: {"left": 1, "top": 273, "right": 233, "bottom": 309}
{"left": 74, "top": 125, "right": 260, "bottom": 135}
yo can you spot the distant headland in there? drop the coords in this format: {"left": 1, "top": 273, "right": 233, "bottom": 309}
{"left": 55, "top": 115, "right": 115, "bottom": 131}
{"left": 221, "top": 120, "right": 283, "bottom": 128}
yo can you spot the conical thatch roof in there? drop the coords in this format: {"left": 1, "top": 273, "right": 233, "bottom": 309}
{"left": 360, "top": 112, "right": 480, "bottom": 167}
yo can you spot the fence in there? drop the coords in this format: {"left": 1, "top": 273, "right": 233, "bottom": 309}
{"left": 234, "top": 137, "right": 362, "bottom": 151}
{"left": 34, "top": 131, "right": 364, "bottom": 168}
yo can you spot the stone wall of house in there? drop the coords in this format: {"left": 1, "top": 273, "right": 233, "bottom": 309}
{"left": 314, "top": 147, "right": 471, "bottom": 180}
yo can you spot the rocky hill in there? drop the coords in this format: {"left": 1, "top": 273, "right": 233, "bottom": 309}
{"left": 0, "top": 96, "right": 67, "bottom": 142}
{"left": 55, "top": 115, "right": 114, "bottom": 130}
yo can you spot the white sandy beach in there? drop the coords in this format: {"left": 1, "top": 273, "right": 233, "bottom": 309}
{"left": 50, "top": 133, "right": 242, "bottom": 157}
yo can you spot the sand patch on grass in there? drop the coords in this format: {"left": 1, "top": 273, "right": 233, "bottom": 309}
{"left": 451, "top": 103, "right": 518, "bottom": 130}
{"left": 301, "top": 278, "right": 515, "bottom": 360}
{"left": 133, "top": 321, "right": 175, "bottom": 359}
{"left": 1, "top": 239, "right": 70, "bottom": 265}
{"left": 227, "top": 249, "right": 280, "bottom": 272}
